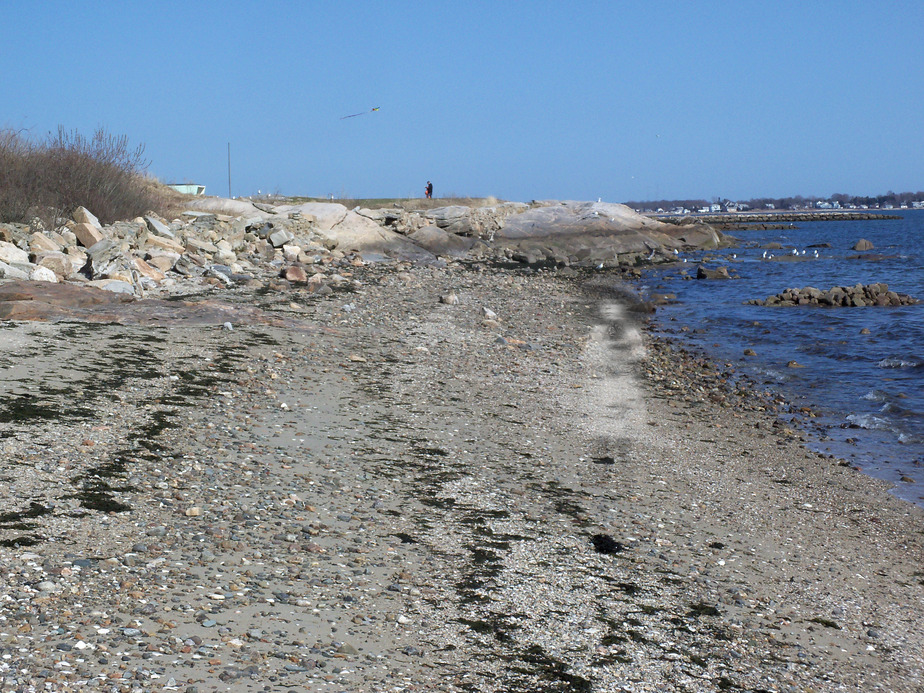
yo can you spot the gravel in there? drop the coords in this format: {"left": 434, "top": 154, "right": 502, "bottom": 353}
{"left": 0, "top": 260, "right": 922, "bottom": 692}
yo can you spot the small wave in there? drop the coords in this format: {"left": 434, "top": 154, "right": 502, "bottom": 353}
{"left": 863, "top": 389, "right": 889, "bottom": 402}
{"left": 880, "top": 402, "right": 918, "bottom": 417}
{"left": 845, "top": 413, "right": 892, "bottom": 431}
{"left": 878, "top": 356, "right": 923, "bottom": 369}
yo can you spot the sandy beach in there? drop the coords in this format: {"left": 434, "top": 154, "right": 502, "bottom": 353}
{"left": 1, "top": 261, "right": 922, "bottom": 692}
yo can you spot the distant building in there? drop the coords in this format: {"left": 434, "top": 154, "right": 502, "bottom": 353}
{"left": 167, "top": 183, "right": 206, "bottom": 196}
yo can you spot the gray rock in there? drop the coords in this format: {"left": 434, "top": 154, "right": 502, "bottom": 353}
{"left": 145, "top": 215, "right": 175, "bottom": 239}
{"left": 408, "top": 225, "right": 475, "bottom": 257}
{"left": 0, "top": 260, "right": 30, "bottom": 280}
{"left": 269, "top": 229, "right": 295, "bottom": 248}
{"left": 73, "top": 206, "right": 102, "bottom": 229}
{"left": 0, "top": 240, "right": 29, "bottom": 265}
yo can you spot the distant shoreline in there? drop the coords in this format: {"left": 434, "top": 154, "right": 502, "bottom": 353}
{"left": 649, "top": 209, "right": 903, "bottom": 224}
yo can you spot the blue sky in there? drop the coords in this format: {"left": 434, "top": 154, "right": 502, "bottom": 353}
{"left": 2, "top": 1, "right": 922, "bottom": 202}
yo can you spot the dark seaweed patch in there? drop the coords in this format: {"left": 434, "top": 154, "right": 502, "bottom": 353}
{"left": 70, "top": 491, "right": 131, "bottom": 514}
{"left": 591, "top": 534, "right": 624, "bottom": 555}
{"left": 0, "top": 502, "right": 51, "bottom": 526}
{"left": 687, "top": 602, "right": 721, "bottom": 618}
{"left": 0, "top": 535, "right": 42, "bottom": 547}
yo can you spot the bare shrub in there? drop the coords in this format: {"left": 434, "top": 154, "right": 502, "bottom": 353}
{"left": 0, "top": 126, "right": 173, "bottom": 227}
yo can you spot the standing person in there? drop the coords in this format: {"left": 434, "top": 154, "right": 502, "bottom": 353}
{"left": 425, "top": 181, "right": 433, "bottom": 199}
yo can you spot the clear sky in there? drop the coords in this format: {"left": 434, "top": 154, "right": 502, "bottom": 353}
{"left": 2, "top": 1, "right": 922, "bottom": 203}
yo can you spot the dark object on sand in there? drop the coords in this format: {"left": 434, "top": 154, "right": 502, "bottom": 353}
{"left": 591, "top": 534, "right": 624, "bottom": 555}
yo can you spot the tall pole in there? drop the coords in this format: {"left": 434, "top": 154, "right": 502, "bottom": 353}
{"left": 227, "top": 143, "right": 232, "bottom": 198}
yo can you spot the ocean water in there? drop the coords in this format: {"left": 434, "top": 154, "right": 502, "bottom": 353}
{"left": 643, "top": 210, "right": 924, "bottom": 505}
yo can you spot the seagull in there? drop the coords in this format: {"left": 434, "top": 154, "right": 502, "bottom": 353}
{"left": 813, "top": 250, "right": 819, "bottom": 258}
{"left": 791, "top": 248, "right": 798, "bottom": 256}
{"left": 762, "top": 250, "right": 767, "bottom": 259}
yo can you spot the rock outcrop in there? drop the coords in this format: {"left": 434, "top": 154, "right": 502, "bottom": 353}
{"left": 747, "top": 283, "right": 918, "bottom": 307}
{"left": 0, "top": 196, "right": 727, "bottom": 299}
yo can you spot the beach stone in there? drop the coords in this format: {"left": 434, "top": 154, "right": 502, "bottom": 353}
{"left": 0, "top": 260, "right": 30, "bottom": 280}
{"left": 144, "top": 215, "right": 174, "bottom": 238}
{"left": 284, "top": 265, "right": 308, "bottom": 283}
{"left": 73, "top": 222, "right": 105, "bottom": 248}
{"left": 30, "top": 266, "right": 58, "bottom": 283}
{"left": 269, "top": 229, "right": 295, "bottom": 248}
{"left": 186, "top": 237, "right": 219, "bottom": 254}
{"left": 29, "top": 232, "right": 62, "bottom": 253}
{"left": 0, "top": 240, "right": 29, "bottom": 265}
{"left": 144, "top": 233, "right": 186, "bottom": 253}
{"left": 73, "top": 206, "right": 102, "bottom": 229}
{"left": 133, "top": 257, "right": 165, "bottom": 281}
{"left": 853, "top": 238, "right": 874, "bottom": 251}
{"left": 36, "top": 252, "right": 73, "bottom": 279}
{"left": 696, "top": 265, "right": 731, "bottom": 280}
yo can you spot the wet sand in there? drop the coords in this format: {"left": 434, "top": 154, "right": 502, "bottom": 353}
{"left": 0, "top": 263, "right": 922, "bottom": 692}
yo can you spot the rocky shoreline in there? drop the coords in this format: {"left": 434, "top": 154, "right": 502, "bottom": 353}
{"left": 1, "top": 259, "right": 923, "bottom": 692}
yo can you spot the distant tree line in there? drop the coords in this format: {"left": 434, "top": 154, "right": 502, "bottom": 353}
{"left": 624, "top": 191, "right": 924, "bottom": 212}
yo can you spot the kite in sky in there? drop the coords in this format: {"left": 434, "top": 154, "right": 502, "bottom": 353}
{"left": 340, "top": 107, "right": 380, "bottom": 120}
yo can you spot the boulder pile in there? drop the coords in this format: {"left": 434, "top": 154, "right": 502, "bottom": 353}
{"left": 0, "top": 197, "right": 728, "bottom": 298}
{"left": 747, "top": 283, "right": 919, "bottom": 307}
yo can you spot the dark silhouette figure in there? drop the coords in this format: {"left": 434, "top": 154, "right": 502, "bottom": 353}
{"left": 425, "top": 181, "right": 433, "bottom": 199}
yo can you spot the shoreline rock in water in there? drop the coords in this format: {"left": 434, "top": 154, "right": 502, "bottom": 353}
{"left": 0, "top": 261, "right": 922, "bottom": 691}
{"left": 748, "top": 282, "right": 919, "bottom": 307}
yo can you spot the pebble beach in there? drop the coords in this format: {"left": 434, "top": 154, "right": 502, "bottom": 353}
{"left": 1, "top": 262, "right": 923, "bottom": 692}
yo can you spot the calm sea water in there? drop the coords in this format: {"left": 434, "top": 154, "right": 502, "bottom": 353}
{"left": 643, "top": 210, "right": 924, "bottom": 505}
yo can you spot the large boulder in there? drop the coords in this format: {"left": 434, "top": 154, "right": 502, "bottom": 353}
{"left": 487, "top": 201, "right": 697, "bottom": 265}
{"left": 497, "top": 201, "right": 669, "bottom": 240}
{"left": 183, "top": 196, "right": 271, "bottom": 219}
{"left": 272, "top": 205, "right": 436, "bottom": 262}
{"left": 0, "top": 241, "right": 29, "bottom": 265}
{"left": 72, "top": 222, "right": 105, "bottom": 248}
{"left": 272, "top": 202, "right": 348, "bottom": 231}
{"left": 407, "top": 225, "right": 476, "bottom": 257}
{"left": 424, "top": 202, "right": 528, "bottom": 239}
